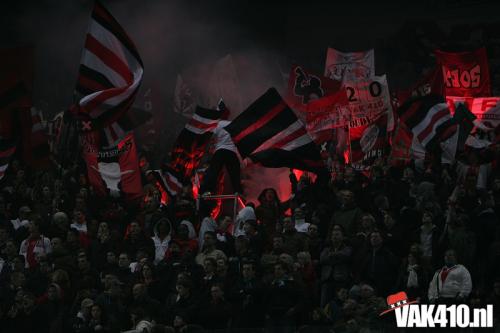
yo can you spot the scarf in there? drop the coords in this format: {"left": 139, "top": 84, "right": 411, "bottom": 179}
{"left": 407, "top": 264, "right": 419, "bottom": 288}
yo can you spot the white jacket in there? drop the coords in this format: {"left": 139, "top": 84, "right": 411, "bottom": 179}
{"left": 428, "top": 264, "right": 472, "bottom": 301}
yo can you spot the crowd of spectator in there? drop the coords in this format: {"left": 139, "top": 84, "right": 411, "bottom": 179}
{"left": 1, "top": 147, "right": 500, "bottom": 333}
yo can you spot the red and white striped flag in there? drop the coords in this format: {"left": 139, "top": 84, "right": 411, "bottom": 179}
{"left": 74, "top": 0, "right": 143, "bottom": 145}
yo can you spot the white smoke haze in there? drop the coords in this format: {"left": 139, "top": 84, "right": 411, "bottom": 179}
{"left": 242, "top": 163, "right": 293, "bottom": 207}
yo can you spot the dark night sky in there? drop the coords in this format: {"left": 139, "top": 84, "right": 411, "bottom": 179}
{"left": 1, "top": 0, "right": 499, "bottom": 115}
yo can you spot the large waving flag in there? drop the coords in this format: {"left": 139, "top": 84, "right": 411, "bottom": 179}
{"left": 224, "top": 88, "right": 326, "bottom": 175}
{"left": 398, "top": 95, "right": 456, "bottom": 149}
{"left": 74, "top": 0, "right": 144, "bottom": 146}
{"left": 170, "top": 105, "right": 222, "bottom": 179}
{"left": 398, "top": 95, "right": 475, "bottom": 160}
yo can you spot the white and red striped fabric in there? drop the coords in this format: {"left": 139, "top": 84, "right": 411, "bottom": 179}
{"left": 412, "top": 102, "right": 455, "bottom": 147}
{"left": 75, "top": 0, "right": 143, "bottom": 144}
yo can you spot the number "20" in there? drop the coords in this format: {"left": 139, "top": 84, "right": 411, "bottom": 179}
{"left": 346, "top": 81, "right": 382, "bottom": 102}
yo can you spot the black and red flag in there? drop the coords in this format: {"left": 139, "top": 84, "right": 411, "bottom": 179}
{"left": 82, "top": 132, "right": 142, "bottom": 201}
{"left": 170, "top": 106, "right": 221, "bottom": 179}
{"left": 224, "top": 88, "right": 326, "bottom": 175}
{"left": 73, "top": 0, "right": 144, "bottom": 146}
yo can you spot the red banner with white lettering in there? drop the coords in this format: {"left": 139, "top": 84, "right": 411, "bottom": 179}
{"left": 304, "top": 90, "right": 349, "bottom": 144}
{"left": 83, "top": 132, "right": 143, "bottom": 202}
{"left": 435, "top": 47, "right": 491, "bottom": 97}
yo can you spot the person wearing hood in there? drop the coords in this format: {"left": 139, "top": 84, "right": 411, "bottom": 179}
{"left": 151, "top": 218, "right": 172, "bottom": 264}
{"left": 170, "top": 223, "right": 198, "bottom": 258}
{"left": 180, "top": 220, "right": 196, "bottom": 240}
{"left": 233, "top": 207, "right": 256, "bottom": 238}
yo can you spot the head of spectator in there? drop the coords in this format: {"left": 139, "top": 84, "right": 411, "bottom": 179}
{"left": 202, "top": 231, "right": 217, "bottom": 252}
{"left": 279, "top": 253, "right": 294, "bottom": 268}
{"left": 339, "top": 190, "right": 355, "bottom": 208}
{"left": 217, "top": 215, "right": 232, "bottom": 233}
{"left": 80, "top": 298, "right": 94, "bottom": 320}
{"left": 258, "top": 188, "right": 279, "bottom": 206}
{"left": 307, "top": 223, "right": 319, "bottom": 239}
{"left": 243, "top": 220, "right": 258, "bottom": 237}
{"left": 3, "top": 239, "right": 18, "bottom": 260}
{"left": 330, "top": 224, "right": 345, "bottom": 247}
{"left": 272, "top": 235, "right": 285, "bottom": 253}
{"left": 216, "top": 257, "right": 228, "bottom": 277}
{"left": 12, "top": 255, "right": 26, "bottom": 272}
{"left": 127, "top": 221, "right": 142, "bottom": 240}
{"left": 10, "top": 271, "right": 26, "bottom": 289}
{"left": 132, "top": 283, "right": 148, "bottom": 301}
{"left": 297, "top": 251, "right": 312, "bottom": 268}
{"left": 22, "top": 291, "right": 37, "bottom": 314}
{"left": 176, "top": 279, "right": 192, "bottom": 298}
{"left": 444, "top": 249, "right": 458, "bottom": 267}
{"left": 359, "top": 213, "right": 376, "bottom": 235}
{"left": 118, "top": 252, "right": 131, "bottom": 270}
{"left": 53, "top": 211, "right": 69, "bottom": 232}
{"left": 210, "top": 283, "right": 225, "bottom": 304}
{"left": 141, "top": 263, "right": 156, "bottom": 282}
{"left": 77, "top": 253, "right": 91, "bottom": 272}
{"left": 273, "top": 261, "right": 290, "bottom": 281}
{"left": 234, "top": 235, "right": 249, "bottom": 256}
{"left": 421, "top": 210, "right": 434, "bottom": 226}
{"left": 369, "top": 230, "right": 384, "bottom": 250}
{"left": 18, "top": 205, "right": 32, "bottom": 221}
{"left": 28, "top": 218, "right": 41, "bottom": 239}
{"left": 203, "top": 257, "right": 217, "bottom": 277}
{"left": 51, "top": 269, "right": 71, "bottom": 291}
{"left": 47, "top": 283, "right": 62, "bottom": 302}
{"left": 97, "top": 222, "right": 110, "bottom": 242}
{"left": 282, "top": 217, "right": 295, "bottom": 233}
{"left": 241, "top": 260, "right": 256, "bottom": 281}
